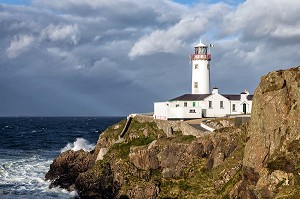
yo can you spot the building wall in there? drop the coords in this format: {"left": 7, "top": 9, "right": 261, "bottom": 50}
{"left": 154, "top": 94, "right": 253, "bottom": 120}
{"left": 154, "top": 101, "right": 202, "bottom": 120}
{"left": 203, "top": 93, "right": 230, "bottom": 117}
{"left": 154, "top": 102, "right": 167, "bottom": 120}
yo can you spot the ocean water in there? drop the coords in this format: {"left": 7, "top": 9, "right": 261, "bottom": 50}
{"left": 0, "top": 117, "right": 124, "bottom": 199}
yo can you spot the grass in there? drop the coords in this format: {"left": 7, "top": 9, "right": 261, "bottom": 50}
{"left": 109, "top": 137, "right": 155, "bottom": 159}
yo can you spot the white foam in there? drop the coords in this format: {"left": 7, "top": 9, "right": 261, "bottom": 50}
{"left": 60, "top": 138, "right": 95, "bottom": 153}
{"left": 0, "top": 153, "right": 72, "bottom": 198}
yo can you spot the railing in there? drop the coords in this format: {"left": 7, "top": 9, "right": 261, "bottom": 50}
{"left": 191, "top": 54, "right": 211, "bottom": 60}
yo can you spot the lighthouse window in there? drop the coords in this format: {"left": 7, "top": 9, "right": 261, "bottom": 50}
{"left": 194, "top": 82, "right": 198, "bottom": 88}
{"left": 200, "top": 47, "right": 207, "bottom": 55}
{"left": 207, "top": 64, "right": 210, "bottom": 70}
{"left": 194, "top": 64, "right": 199, "bottom": 69}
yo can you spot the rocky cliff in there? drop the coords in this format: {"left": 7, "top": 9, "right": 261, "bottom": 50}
{"left": 46, "top": 66, "right": 300, "bottom": 199}
{"left": 232, "top": 66, "right": 300, "bottom": 198}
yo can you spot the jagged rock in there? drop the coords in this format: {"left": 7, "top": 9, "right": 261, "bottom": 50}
{"left": 244, "top": 66, "right": 300, "bottom": 172}
{"left": 45, "top": 149, "right": 95, "bottom": 190}
{"left": 128, "top": 183, "right": 159, "bottom": 199}
{"left": 234, "top": 66, "right": 300, "bottom": 198}
{"left": 75, "top": 161, "right": 119, "bottom": 199}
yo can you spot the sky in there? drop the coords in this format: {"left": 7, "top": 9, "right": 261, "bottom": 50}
{"left": 0, "top": 0, "right": 300, "bottom": 116}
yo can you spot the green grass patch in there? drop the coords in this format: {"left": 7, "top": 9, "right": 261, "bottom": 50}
{"left": 109, "top": 137, "right": 155, "bottom": 159}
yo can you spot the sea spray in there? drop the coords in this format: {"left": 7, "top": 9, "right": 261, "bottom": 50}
{"left": 61, "top": 138, "right": 95, "bottom": 153}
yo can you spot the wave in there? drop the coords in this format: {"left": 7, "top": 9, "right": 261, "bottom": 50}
{"left": 60, "top": 138, "right": 95, "bottom": 153}
{"left": 0, "top": 152, "right": 74, "bottom": 198}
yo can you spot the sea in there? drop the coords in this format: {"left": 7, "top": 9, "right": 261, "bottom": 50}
{"left": 0, "top": 116, "right": 124, "bottom": 199}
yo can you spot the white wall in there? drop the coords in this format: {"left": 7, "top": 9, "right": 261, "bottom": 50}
{"left": 192, "top": 59, "right": 210, "bottom": 94}
{"left": 203, "top": 93, "right": 230, "bottom": 117}
{"left": 154, "top": 101, "right": 202, "bottom": 120}
{"left": 154, "top": 94, "right": 253, "bottom": 120}
{"left": 153, "top": 102, "right": 167, "bottom": 120}
{"left": 167, "top": 106, "right": 202, "bottom": 119}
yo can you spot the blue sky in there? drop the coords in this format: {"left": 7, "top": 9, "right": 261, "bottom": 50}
{"left": 0, "top": 0, "right": 299, "bottom": 116}
{"left": 0, "top": 0, "right": 30, "bottom": 5}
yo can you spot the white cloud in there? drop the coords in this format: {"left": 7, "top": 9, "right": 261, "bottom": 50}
{"left": 6, "top": 34, "right": 34, "bottom": 58}
{"left": 128, "top": 3, "right": 231, "bottom": 59}
{"left": 41, "top": 24, "right": 80, "bottom": 44}
{"left": 223, "top": 0, "right": 300, "bottom": 39}
{"left": 129, "top": 16, "right": 207, "bottom": 59}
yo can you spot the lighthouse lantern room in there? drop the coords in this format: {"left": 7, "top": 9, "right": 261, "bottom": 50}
{"left": 191, "top": 41, "right": 211, "bottom": 94}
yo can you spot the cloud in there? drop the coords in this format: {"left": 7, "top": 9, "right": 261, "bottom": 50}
{"left": 129, "top": 16, "right": 207, "bottom": 58}
{"left": 1, "top": 0, "right": 300, "bottom": 116}
{"left": 41, "top": 24, "right": 80, "bottom": 44}
{"left": 129, "top": 3, "right": 231, "bottom": 59}
{"left": 6, "top": 34, "right": 34, "bottom": 58}
{"left": 223, "top": 0, "right": 300, "bottom": 41}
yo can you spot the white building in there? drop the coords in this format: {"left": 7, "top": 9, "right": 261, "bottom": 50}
{"left": 153, "top": 41, "right": 253, "bottom": 120}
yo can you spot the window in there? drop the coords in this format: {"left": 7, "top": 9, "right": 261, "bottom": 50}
{"left": 194, "top": 64, "right": 199, "bottom": 69}
{"left": 189, "top": 109, "right": 196, "bottom": 113}
{"left": 194, "top": 82, "right": 198, "bottom": 88}
{"left": 220, "top": 101, "right": 224, "bottom": 109}
{"left": 232, "top": 104, "right": 236, "bottom": 111}
{"left": 176, "top": 104, "right": 179, "bottom": 107}
{"left": 193, "top": 102, "right": 196, "bottom": 107}
{"left": 184, "top": 102, "right": 187, "bottom": 107}
{"left": 209, "top": 101, "right": 212, "bottom": 108}
{"left": 207, "top": 63, "right": 210, "bottom": 70}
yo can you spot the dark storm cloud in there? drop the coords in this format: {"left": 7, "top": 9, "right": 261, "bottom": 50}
{"left": 0, "top": 0, "right": 300, "bottom": 116}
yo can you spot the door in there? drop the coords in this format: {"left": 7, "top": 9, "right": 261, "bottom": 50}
{"left": 243, "top": 103, "right": 247, "bottom": 114}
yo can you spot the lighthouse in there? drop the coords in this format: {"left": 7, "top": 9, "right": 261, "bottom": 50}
{"left": 191, "top": 41, "right": 211, "bottom": 94}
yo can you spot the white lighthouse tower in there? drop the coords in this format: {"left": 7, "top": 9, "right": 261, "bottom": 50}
{"left": 191, "top": 41, "right": 211, "bottom": 94}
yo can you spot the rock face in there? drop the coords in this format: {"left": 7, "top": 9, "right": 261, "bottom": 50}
{"left": 233, "top": 66, "right": 300, "bottom": 198}
{"left": 46, "top": 66, "right": 300, "bottom": 198}
{"left": 45, "top": 149, "right": 96, "bottom": 190}
{"left": 244, "top": 66, "right": 300, "bottom": 171}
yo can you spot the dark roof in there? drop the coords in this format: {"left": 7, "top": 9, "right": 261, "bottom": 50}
{"left": 169, "top": 93, "right": 254, "bottom": 101}
{"left": 222, "top": 94, "right": 254, "bottom": 100}
{"left": 247, "top": 95, "right": 254, "bottom": 100}
{"left": 222, "top": 94, "right": 240, "bottom": 100}
{"left": 169, "top": 94, "right": 210, "bottom": 101}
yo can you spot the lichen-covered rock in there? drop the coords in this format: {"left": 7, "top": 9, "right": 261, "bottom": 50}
{"left": 244, "top": 66, "right": 300, "bottom": 172}
{"left": 232, "top": 66, "right": 300, "bottom": 198}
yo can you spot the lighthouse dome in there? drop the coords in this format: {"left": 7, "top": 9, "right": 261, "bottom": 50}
{"left": 194, "top": 41, "right": 207, "bottom": 48}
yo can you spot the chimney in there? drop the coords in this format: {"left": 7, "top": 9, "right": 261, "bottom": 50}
{"left": 212, "top": 87, "right": 219, "bottom": 94}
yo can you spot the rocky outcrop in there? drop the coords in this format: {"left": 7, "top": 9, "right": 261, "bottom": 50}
{"left": 244, "top": 66, "right": 300, "bottom": 171}
{"left": 45, "top": 149, "right": 96, "bottom": 190}
{"left": 232, "top": 66, "right": 300, "bottom": 198}
{"left": 46, "top": 114, "right": 247, "bottom": 198}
